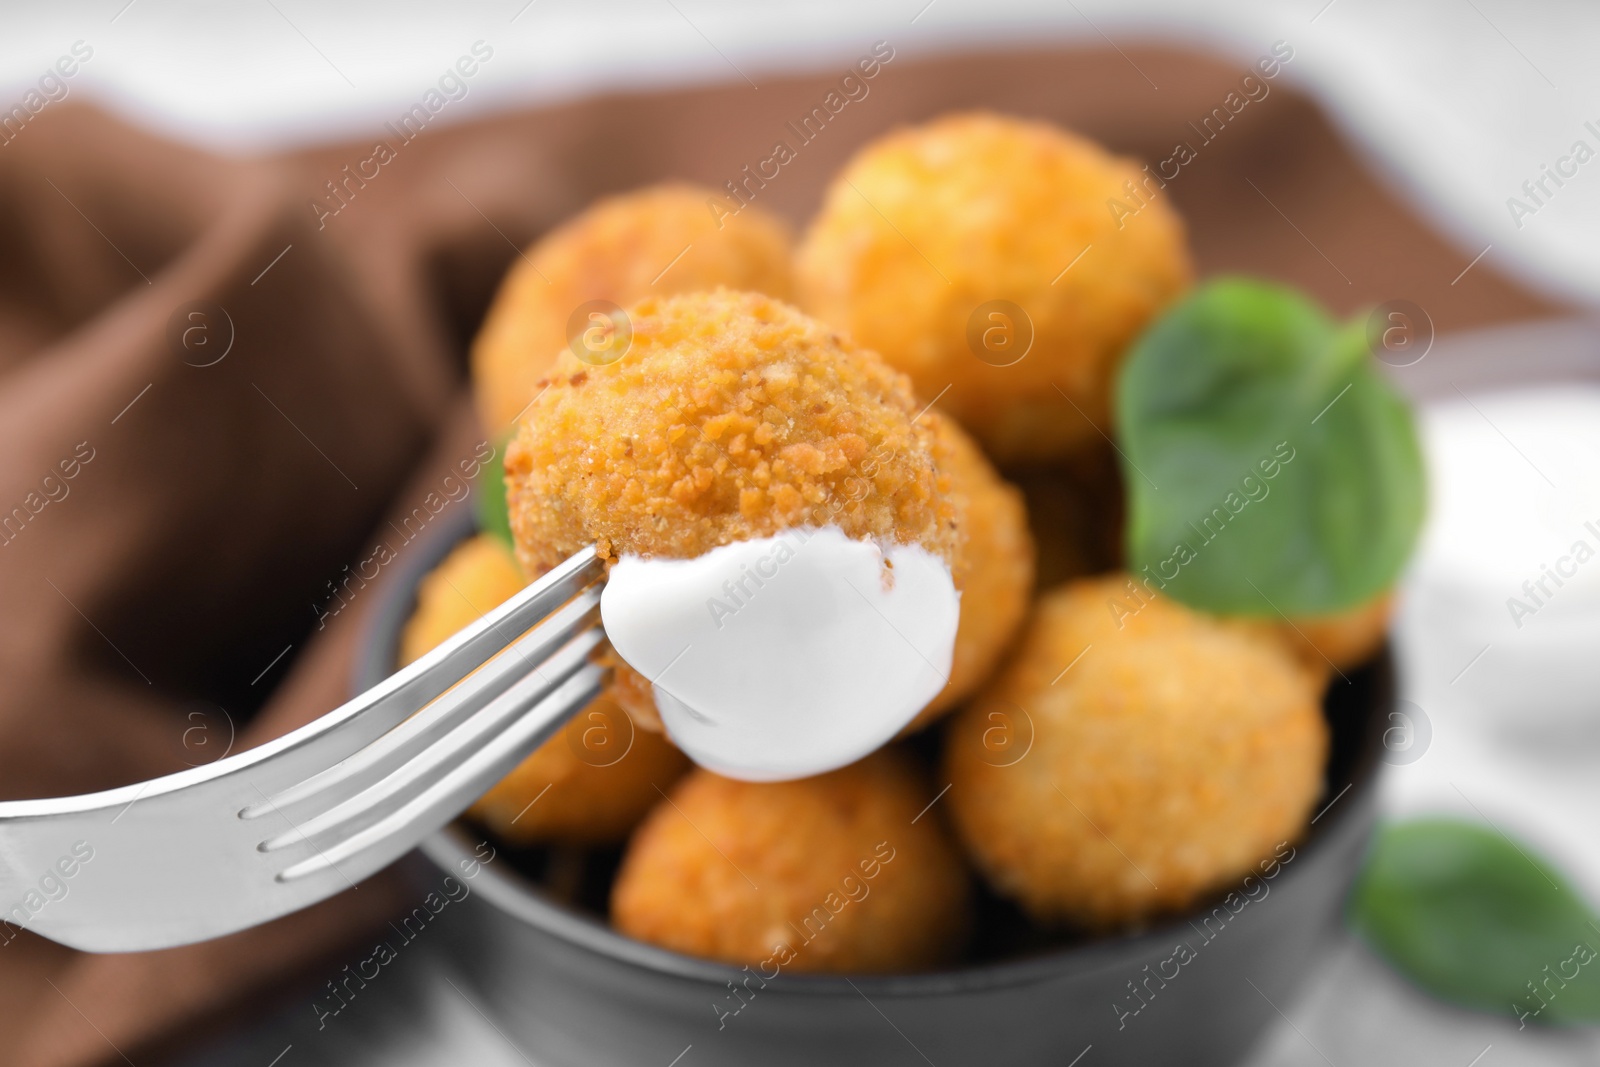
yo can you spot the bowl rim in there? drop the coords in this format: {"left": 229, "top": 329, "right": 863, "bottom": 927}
{"left": 362, "top": 503, "right": 1389, "bottom": 998}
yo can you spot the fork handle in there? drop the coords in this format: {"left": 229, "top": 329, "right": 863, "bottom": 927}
{"left": 0, "top": 545, "right": 607, "bottom": 953}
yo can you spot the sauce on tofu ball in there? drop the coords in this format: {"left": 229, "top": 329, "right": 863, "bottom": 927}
{"left": 506, "top": 290, "right": 967, "bottom": 780}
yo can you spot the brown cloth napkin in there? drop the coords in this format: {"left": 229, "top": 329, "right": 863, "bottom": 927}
{"left": 0, "top": 42, "right": 1563, "bottom": 1067}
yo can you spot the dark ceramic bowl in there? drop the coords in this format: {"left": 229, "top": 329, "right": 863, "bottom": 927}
{"left": 358, "top": 504, "right": 1390, "bottom": 1067}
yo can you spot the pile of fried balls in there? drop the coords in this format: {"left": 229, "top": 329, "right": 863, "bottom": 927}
{"left": 401, "top": 112, "right": 1390, "bottom": 973}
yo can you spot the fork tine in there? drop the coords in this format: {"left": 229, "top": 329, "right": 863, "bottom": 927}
{"left": 275, "top": 662, "right": 609, "bottom": 883}
{"left": 256, "top": 623, "right": 604, "bottom": 853}
{"left": 243, "top": 585, "right": 603, "bottom": 823}
{"left": 234, "top": 546, "right": 604, "bottom": 795}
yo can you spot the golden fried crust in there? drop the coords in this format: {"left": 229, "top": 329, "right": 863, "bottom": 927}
{"left": 944, "top": 576, "right": 1327, "bottom": 929}
{"left": 796, "top": 111, "right": 1192, "bottom": 461}
{"left": 400, "top": 536, "right": 687, "bottom": 845}
{"left": 904, "top": 411, "right": 1035, "bottom": 730}
{"left": 506, "top": 289, "right": 960, "bottom": 576}
{"left": 472, "top": 184, "right": 794, "bottom": 435}
{"left": 611, "top": 751, "right": 970, "bottom": 972}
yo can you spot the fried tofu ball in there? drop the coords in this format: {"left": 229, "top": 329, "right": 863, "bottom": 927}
{"left": 400, "top": 535, "right": 688, "bottom": 845}
{"left": 905, "top": 411, "right": 1035, "bottom": 731}
{"left": 796, "top": 112, "right": 1192, "bottom": 462}
{"left": 506, "top": 288, "right": 959, "bottom": 573}
{"left": 612, "top": 751, "right": 970, "bottom": 972}
{"left": 508, "top": 289, "right": 961, "bottom": 732}
{"left": 944, "top": 576, "right": 1327, "bottom": 928}
{"left": 472, "top": 184, "right": 794, "bottom": 434}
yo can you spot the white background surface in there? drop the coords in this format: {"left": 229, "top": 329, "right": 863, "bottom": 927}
{"left": 5, "top": 2, "right": 1598, "bottom": 1064}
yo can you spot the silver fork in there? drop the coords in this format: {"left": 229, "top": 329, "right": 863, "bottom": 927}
{"left": 0, "top": 547, "right": 606, "bottom": 953}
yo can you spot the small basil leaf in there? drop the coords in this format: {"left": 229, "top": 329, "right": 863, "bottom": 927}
{"left": 475, "top": 430, "right": 515, "bottom": 550}
{"left": 1350, "top": 818, "right": 1600, "bottom": 1024}
{"left": 1114, "top": 277, "right": 1425, "bottom": 615}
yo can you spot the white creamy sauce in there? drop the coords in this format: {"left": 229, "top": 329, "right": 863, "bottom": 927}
{"left": 600, "top": 526, "right": 959, "bottom": 781}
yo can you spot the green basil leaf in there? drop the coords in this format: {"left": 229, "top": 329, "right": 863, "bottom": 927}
{"left": 1350, "top": 818, "right": 1600, "bottom": 1024}
{"left": 1114, "top": 277, "right": 1425, "bottom": 615}
{"left": 475, "top": 430, "right": 515, "bottom": 550}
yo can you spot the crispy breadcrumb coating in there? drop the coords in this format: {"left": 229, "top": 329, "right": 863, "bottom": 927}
{"left": 944, "top": 575, "right": 1327, "bottom": 928}
{"left": 796, "top": 111, "right": 1192, "bottom": 461}
{"left": 611, "top": 751, "right": 969, "bottom": 972}
{"left": 472, "top": 184, "right": 794, "bottom": 434}
{"left": 506, "top": 288, "right": 960, "bottom": 574}
{"left": 905, "top": 411, "right": 1035, "bottom": 730}
{"left": 400, "top": 535, "right": 687, "bottom": 845}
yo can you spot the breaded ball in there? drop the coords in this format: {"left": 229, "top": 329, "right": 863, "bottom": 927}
{"left": 944, "top": 575, "right": 1327, "bottom": 928}
{"left": 905, "top": 411, "right": 1035, "bottom": 731}
{"left": 612, "top": 751, "right": 969, "bottom": 972}
{"left": 506, "top": 288, "right": 959, "bottom": 573}
{"left": 796, "top": 112, "right": 1192, "bottom": 461}
{"left": 472, "top": 183, "right": 794, "bottom": 434}
{"left": 506, "top": 289, "right": 963, "bottom": 731}
{"left": 400, "top": 535, "right": 688, "bottom": 845}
